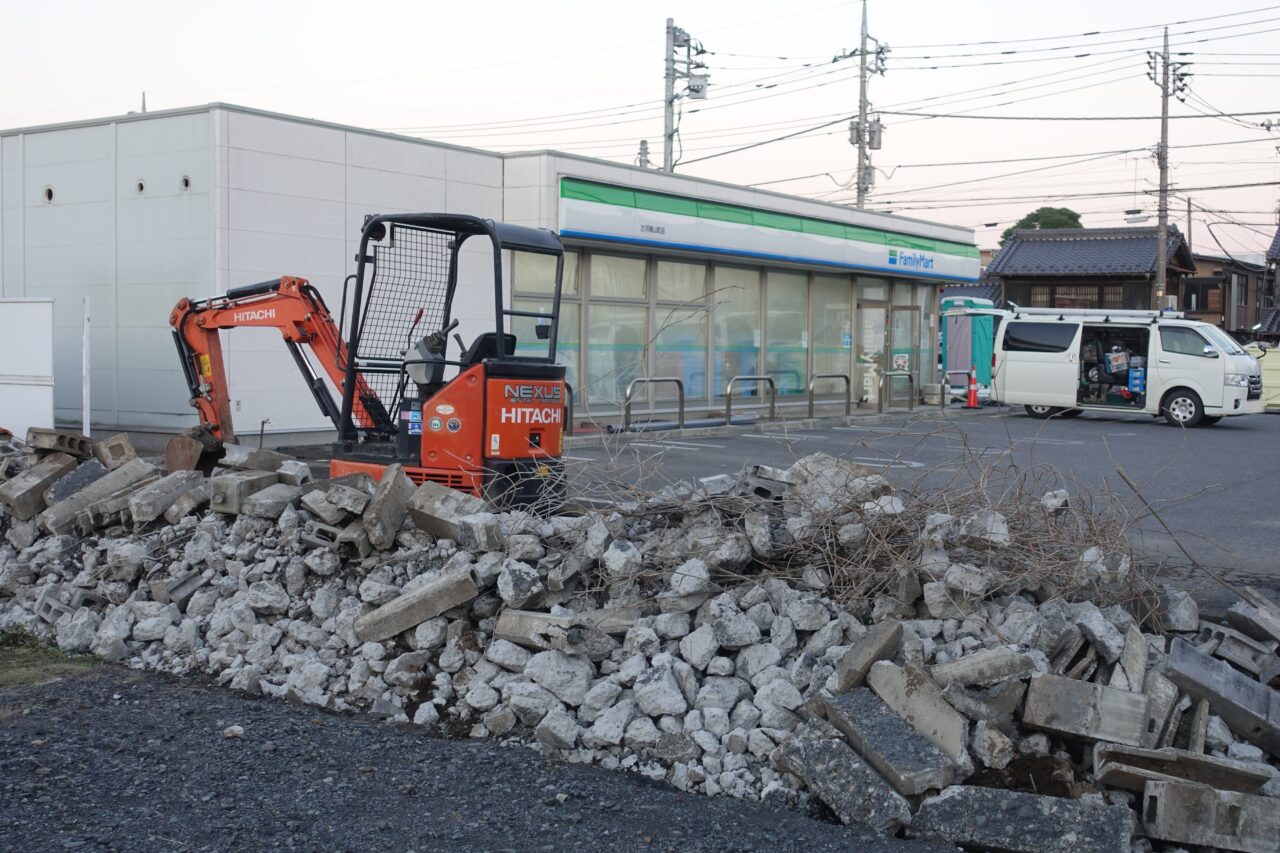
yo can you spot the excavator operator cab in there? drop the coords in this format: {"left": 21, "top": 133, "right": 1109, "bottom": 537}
{"left": 331, "top": 213, "right": 569, "bottom": 507}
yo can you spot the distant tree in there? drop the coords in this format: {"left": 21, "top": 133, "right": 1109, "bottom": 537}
{"left": 1000, "top": 207, "right": 1083, "bottom": 244}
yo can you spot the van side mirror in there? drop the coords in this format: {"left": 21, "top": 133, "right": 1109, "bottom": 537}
{"left": 1202, "top": 345, "right": 1219, "bottom": 358}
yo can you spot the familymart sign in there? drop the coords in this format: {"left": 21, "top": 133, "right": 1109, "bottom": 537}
{"left": 558, "top": 178, "right": 979, "bottom": 282}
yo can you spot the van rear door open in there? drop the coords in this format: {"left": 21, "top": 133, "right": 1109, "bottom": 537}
{"left": 997, "top": 320, "right": 1081, "bottom": 407}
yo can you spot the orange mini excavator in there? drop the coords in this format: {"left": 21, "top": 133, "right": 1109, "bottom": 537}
{"left": 168, "top": 213, "right": 568, "bottom": 506}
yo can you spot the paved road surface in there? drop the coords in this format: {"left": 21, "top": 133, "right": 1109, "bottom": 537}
{"left": 567, "top": 406, "right": 1280, "bottom": 614}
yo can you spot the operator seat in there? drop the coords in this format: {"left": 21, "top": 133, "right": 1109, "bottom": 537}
{"left": 460, "top": 332, "right": 517, "bottom": 368}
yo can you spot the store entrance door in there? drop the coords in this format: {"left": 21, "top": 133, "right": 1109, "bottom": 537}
{"left": 858, "top": 303, "right": 887, "bottom": 407}
{"left": 888, "top": 306, "right": 920, "bottom": 406}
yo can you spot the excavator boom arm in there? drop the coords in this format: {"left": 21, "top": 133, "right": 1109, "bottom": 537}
{"left": 169, "top": 276, "right": 382, "bottom": 447}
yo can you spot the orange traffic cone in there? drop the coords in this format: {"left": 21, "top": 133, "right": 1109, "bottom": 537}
{"left": 965, "top": 366, "right": 980, "bottom": 409}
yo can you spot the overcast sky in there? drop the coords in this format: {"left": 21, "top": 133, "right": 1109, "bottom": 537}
{"left": 5, "top": 1, "right": 1279, "bottom": 251}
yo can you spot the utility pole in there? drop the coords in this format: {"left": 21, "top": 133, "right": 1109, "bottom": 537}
{"left": 664, "top": 18, "right": 676, "bottom": 172}
{"left": 1154, "top": 28, "right": 1171, "bottom": 309}
{"left": 1186, "top": 197, "right": 1192, "bottom": 254}
{"left": 856, "top": 1, "right": 870, "bottom": 208}
{"left": 663, "top": 19, "right": 709, "bottom": 172}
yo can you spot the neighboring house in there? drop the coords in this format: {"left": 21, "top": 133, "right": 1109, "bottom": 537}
{"left": 985, "top": 225, "right": 1193, "bottom": 311}
{"left": 1258, "top": 229, "right": 1280, "bottom": 341}
{"left": 1180, "top": 251, "right": 1271, "bottom": 335}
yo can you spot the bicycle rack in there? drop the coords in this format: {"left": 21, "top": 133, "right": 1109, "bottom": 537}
{"left": 876, "top": 370, "right": 916, "bottom": 414}
{"left": 724, "top": 375, "right": 777, "bottom": 425}
{"left": 807, "top": 373, "right": 852, "bottom": 419}
{"left": 622, "top": 377, "right": 686, "bottom": 431}
{"left": 939, "top": 370, "right": 972, "bottom": 411}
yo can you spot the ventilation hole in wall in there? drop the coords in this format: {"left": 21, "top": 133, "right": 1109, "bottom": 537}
{"left": 43, "top": 186, "right": 54, "bottom": 203}
{"left": 136, "top": 180, "right": 145, "bottom": 194}
{"left": 180, "top": 176, "right": 191, "bottom": 191}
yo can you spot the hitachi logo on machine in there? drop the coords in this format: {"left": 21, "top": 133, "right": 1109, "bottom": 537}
{"left": 500, "top": 407, "right": 563, "bottom": 425}
{"left": 233, "top": 308, "right": 277, "bottom": 322}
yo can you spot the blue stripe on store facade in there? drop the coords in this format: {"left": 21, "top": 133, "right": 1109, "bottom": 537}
{"left": 558, "top": 230, "right": 980, "bottom": 284}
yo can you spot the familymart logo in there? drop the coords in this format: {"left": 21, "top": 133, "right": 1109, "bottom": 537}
{"left": 888, "top": 249, "right": 935, "bottom": 270}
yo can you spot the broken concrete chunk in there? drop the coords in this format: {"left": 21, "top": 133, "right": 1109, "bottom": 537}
{"left": 217, "top": 443, "right": 293, "bottom": 472}
{"left": 209, "top": 470, "right": 278, "bottom": 515}
{"left": 1227, "top": 600, "right": 1280, "bottom": 646}
{"left": 867, "top": 661, "right": 971, "bottom": 772}
{"left": 941, "top": 680, "right": 1026, "bottom": 737}
{"left": 834, "top": 621, "right": 902, "bottom": 693}
{"left": 362, "top": 464, "right": 415, "bottom": 550}
{"left": 40, "top": 458, "right": 157, "bottom": 534}
{"left": 930, "top": 646, "right": 1035, "bottom": 687}
{"left": 42, "top": 459, "right": 109, "bottom": 507}
{"left": 92, "top": 433, "right": 137, "bottom": 470}
{"left": 958, "top": 509, "right": 1010, "bottom": 548}
{"left": 353, "top": 567, "right": 479, "bottom": 643}
{"left": 772, "top": 733, "right": 911, "bottom": 832}
{"left": 241, "top": 482, "right": 302, "bottom": 520}
{"left": 1197, "top": 622, "right": 1277, "bottom": 677}
{"left": 1142, "top": 780, "right": 1280, "bottom": 852}
{"left": 972, "top": 720, "right": 1014, "bottom": 770}
{"left": 1022, "top": 672, "right": 1151, "bottom": 747}
{"left": 163, "top": 481, "right": 211, "bottom": 525}
{"left": 300, "top": 488, "right": 349, "bottom": 526}
{"left": 1109, "top": 624, "right": 1147, "bottom": 692}
{"left": 1093, "top": 743, "right": 1273, "bottom": 795}
{"left": 1141, "top": 670, "right": 1180, "bottom": 750}
{"left": 1161, "top": 586, "right": 1200, "bottom": 632}
{"left": 0, "top": 451, "right": 78, "bottom": 520}
{"left": 820, "top": 688, "right": 956, "bottom": 795}
{"left": 408, "top": 480, "right": 488, "bottom": 540}
{"left": 913, "top": 785, "right": 1132, "bottom": 853}
{"left": 1165, "top": 637, "right": 1280, "bottom": 757}
{"left": 276, "top": 459, "right": 312, "bottom": 486}
{"left": 128, "top": 470, "right": 204, "bottom": 527}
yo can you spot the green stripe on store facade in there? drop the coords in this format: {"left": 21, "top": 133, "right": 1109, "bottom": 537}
{"left": 560, "top": 178, "right": 979, "bottom": 260}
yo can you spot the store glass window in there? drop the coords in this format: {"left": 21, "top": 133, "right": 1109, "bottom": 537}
{"left": 657, "top": 261, "right": 706, "bottom": 303}
{"left": 916, "top": 286, "right": 935, "bottom": 384}
{"left": 766, "top": 271, "right": 808, "bottom": 396}
{"left": 587, "top": 303, "right": 648, "bottom": 403}
{"left": 892, "top": 282, "right": 912, "bottom": 306}
{"left": 513, "top": 250, "right": 579, "bottom": 296}
{"left": 654, "top": 305, "right": 708, "bottom": 401}
{"left": 810, "top": 274, "right": 853, "bottom": 387}
{"left": 859, "top": 278, "right": 888, "bottom": 301}
{"left": 713, "top": 266, "right": 761, "bottom": 395}
{"left": 590, "top": 254, "right": 646, "bottom": 299}
{"left": 513, "top": 299, "right": 580, "bottom": 399}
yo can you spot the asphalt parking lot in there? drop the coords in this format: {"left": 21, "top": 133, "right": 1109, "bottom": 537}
{"left": 566, "top": 405, "right": 1280, "bottom": 614}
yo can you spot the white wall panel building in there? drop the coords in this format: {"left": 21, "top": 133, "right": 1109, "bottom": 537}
{"left": 1, "top": 104, "right": 978, "bottom": 439}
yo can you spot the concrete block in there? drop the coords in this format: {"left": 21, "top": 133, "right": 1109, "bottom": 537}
{"left": 163, "top": 481, "right": 211, "bottom": 524}
{"left": 408, "top": 480, "right": 488, "bottom": 540}
{"left": 457, "top": 512, "right": 503, "bottom": 551}
{"left": 276, "top": 459, "right": 313, "bottom": 486}
{"left": 353, "top": 566, "right": 479, "bottom": 642}
{"left": 1023, "top": 672, "right": 1152, "bottom": 747}
{"left": 930, "top": 646, "right": 1035, "bottom": 687}
{"left": 156, "top": 567, "right": 214, "bottom": 611}
{"left": 42, "top": 459, "right": 109, "bottom": 506}
{"left": 772, "top": 734, "right": 911, "bottom": 832}
{"left": 1161, "top": 695, "right": 1193, "bottom": 749}
{"left": 92, "top": 433, "right": 138, "bottom": 470}
{"left": 1109, "top": 625, "right": 1148, "bottom": 692}
{"left": 27, "top": 427, "right": 92, "bottom": 458}
{"left": 299, "top": 489, "right": 349, "bottom": 525}
{"left": 1093, "top": 743, "right": 1272, "bottom": 795}
{"left": 209, "top": 470, "right": 278, "bottom": 515}
{"left": 1143, "top": 780, "right": 1280, "bottom": 852}
{"left": 327, "top": 483, "right": 371, "bottom": 514}
{"left": 913, "top": 785, "right": 1132, "bottom": 853}
{"left": 1166, "top": 637, "right": 1280, "bottom": 757}
{"left": 40, "top": 458, "right": 157, "bottom": 534}
{"left": 1197, "top": 622, "right": 1278, "bottom": 677}
{"left": 1227, "top": 600, "right": 1280, "bottom": 646}
{"left": 128, "top": 470, "right": 204, "bottom": 526}
{"left": 941, "top": 680, "right": 1026, "bottom": 737}
{"left": 34, "top": 588, "right": 73, "bottom": 624}
{"left": 1186, "top": 698, "right": 1210, "bottom": 753}
{"left": 217, "top": 443, "right": 293, "bottom": 472}
{"left": 820, "top": 688, "right": 956, "bottom": 795}
{"left": 493, "top": 609, "right": 577, "bottom": 649}
{"left": 362, "top": 463, "right": 415, "bottom": 550}
{"left": 867, "top": 661, "right": 971, "bottom": 770}
{"left": 834, "top": 621, "right": 902, "bottom": 693}
{"left": 241, "top": 482, "right": 302, "bottom": 520}
{"left": 299, "top": 522, "right": 343, "bottom": 551}
{"left": 0, "top": 451, "right": 77, "bottom": 520}
{"left": 75, "top": 474, "right": 159, "bottom": 534}
{"left": 1141, "top": 670, "right": 1180, "bottom": 749}
{"left": 338, "top": 518, "right": 373, "bottom": 558}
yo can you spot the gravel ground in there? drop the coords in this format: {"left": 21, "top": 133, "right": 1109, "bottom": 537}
{"left": 0, "top": 665, "right": 950, "bottom": 852}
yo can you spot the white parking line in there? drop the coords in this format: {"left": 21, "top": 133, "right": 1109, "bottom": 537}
{"left": 742, "top": 433, "right": 815, "bottom": 441}
{"left": 849, "top": 456, "right": 927, "bottom": 469}
{"left": 1013, "top": 437, "right": 1083, "bottom": 446}
{"left": 832, "top": 426, "right": 940, "bottom": 436}
{"left": 628, "top": 440, "right": 723, "bottom": 451}
{"left": 562, "top": 455, "right": 594, "bottom": 462}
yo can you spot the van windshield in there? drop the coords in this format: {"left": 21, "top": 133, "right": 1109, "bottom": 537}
{"left": 1199, "top": 325, "right": 1246, "bottom": 355}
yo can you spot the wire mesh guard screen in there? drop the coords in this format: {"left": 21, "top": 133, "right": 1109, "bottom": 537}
{"left": 353, "top": 224, "right": 457, "bottom": 427}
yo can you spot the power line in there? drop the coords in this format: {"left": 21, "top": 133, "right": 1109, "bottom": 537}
{"left": 878, "top": 109, "right": 1280, "bottom": 121}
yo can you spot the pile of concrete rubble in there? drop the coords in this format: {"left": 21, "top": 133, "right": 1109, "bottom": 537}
{"left": 2, "top": 427, "right": 1279, "bottom": 851}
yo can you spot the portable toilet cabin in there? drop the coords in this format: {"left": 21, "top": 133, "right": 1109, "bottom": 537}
{"left": 940, "top": 294, "right": 996, "bottom": 388}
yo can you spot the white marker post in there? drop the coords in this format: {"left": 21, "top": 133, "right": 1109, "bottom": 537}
{"left": 81, "top": 296, "right": 91, "bottom": 437}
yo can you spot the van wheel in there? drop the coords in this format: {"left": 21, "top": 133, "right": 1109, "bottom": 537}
{"left": 1161, "top": 389, "right": 1204, "bottom": 427}
{"left": 1200, "top": 416, "right": 1222, "bottom": 426}
{"left": 1059, "top": 409, "right": 1083, "bottom": 419}
{"left": 1025, "top": 405, "right": 1061, "bottom": 419}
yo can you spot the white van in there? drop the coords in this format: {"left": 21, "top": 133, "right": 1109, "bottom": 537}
{"left": 962, "top": 307, "right": 1264, "bottom": 426}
